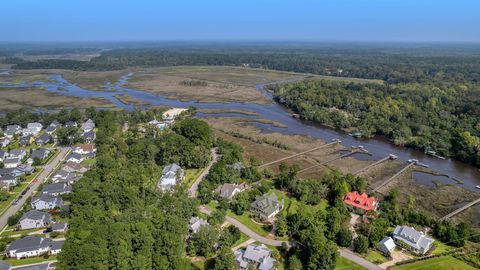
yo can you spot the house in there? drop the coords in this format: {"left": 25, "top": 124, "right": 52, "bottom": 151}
{"left": 81, "top": 119, "right": 95, "bottom": 132}
{"left": 51, "top": 169, "right": 71, "bottom": 181}
{"left": 31, "top": 149, "right": 50, "bottom": 161}
{"left": 0, "top": 174, "right": 17, "bottom": 187}
{"left": 15, "top": 164, "right": 34, "bottom": 175}
{"left": 35, "top": 133, "right": 51, "bottom": 145}
{"left": 377, "top": 236, "right": 396, "bottom": 256}
{"left": 19, "top": 210, "right": 52, "bottom": 230}
{"left": 73, "top": 144, "right": 96, "bottom": 155}
{"left": 82, "top": 130, "right": 96, "bottom": 142}
{"left": 3, "top": 157, "right": 21, "bottom": 168}
{"left": 31, "top": 194, "right": 63, "bottom": 210}
{"left": 50, "top": 240, "right": 64, "bottom": 255}
{"left": 157, "top": 163, "right": 184, "bottom": 191}
{"left": 226, "top": 162, "right": 244, "bottom": 172}
{"left": 0, "top": 150, "right": 7, "bottom": 162}
{"left": 0, "top": 138, "right": 11, "bottom": 148}
{"left": 4, "top": 125, "right": 22, "bottom": 138}
{"left": 215, "top": 183, "right": 248, "bottom": 200}
{"left": 51, "top": 222, "right": 68, "bottom": 233}
{"left": 343, "top": 191, "right": 379, "bottom": 212}
{"left": 19, "top": 135, "right": 34, "bottom": 147}
{"left": 0, "top": 168, "right": 17, "bottom": 177}
{"left": 61, "top": 162, "right": 88, "bottom": 173}
{"left": 64, "top": 121, "right": 77, "bottom": 128}
{"left": 0, "top": 261, "right": 11, "bottom": 270}
{"left": 27, "top": 123, "right": 43, "bottom": 132}
{"left": 189, "top": 217, "right": 209, "bottom": 234}
{"left": 392, "top": 225, "right": 435, "bottom": 255}
{"left": 45, "top": 125, "right": 57, "bottom": 135}
{"left": 9, "top": 149, "right": 28, "bottom": 160}
{"left": 148, "top": 119, "right": 168, "bottom": 130}
{"left": 250, "top": 193, "right": 283, "bottom": 221}
{"left": 21, "top": 127, "right": 41, "bottom": 136}
{"left": 6, "top": 236, "right": 52, "bottom": 259}
{"left": 234, "top": 244, "right": 276, "bottom": 270}
{"left": 41, "top": 182, "right": 72, "bottom": 196}
{"left": 66, "top": 153, "right": 84, "bottom": 163}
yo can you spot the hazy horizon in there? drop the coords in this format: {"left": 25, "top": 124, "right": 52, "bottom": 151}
{"left": 2, "top": 0, "right": 479, "bottom": 43}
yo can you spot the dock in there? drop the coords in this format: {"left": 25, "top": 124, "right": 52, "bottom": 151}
{"left": 259, "top": 139, "right": 341, "bottom": 168}
{"left": 298, "top": 146, "right": 368, "bottom": 173}
{"left": 371, "top": 161, "right": 416, "bottom": 193}
{"left": 353, "top": 154, "right": 397, "bottom": 175}
{"left": 440, "top": 197, "right": 480, "bottom": 221}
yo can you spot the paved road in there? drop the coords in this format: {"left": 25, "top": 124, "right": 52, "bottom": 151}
{"left": 0, "top": 147, "right": 70, "bottom": 230}
{"left": 199, "top": 206, "right": 291, "bottom": 247}
{"left": 339, "top": 249, "right": 383, "bottom": 270}
{"left": 188, "top": 148, "right": 218, "bottom": 197}
{"left": 12, "top": 261, "right": 56, "bottom": 269}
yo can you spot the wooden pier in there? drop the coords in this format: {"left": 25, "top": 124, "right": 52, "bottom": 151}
{"left": 440, "top": 198, "right": 480, "bottom": 221}
{"left": 353, "top": 154, "right": 397, "bottom": 176}
{"left": 371, "top": 161, "right": 416, "bottom": 193}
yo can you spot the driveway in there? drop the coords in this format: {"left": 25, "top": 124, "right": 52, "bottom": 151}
{"left": 339, "top": 249, "right": 383, "bottom": 270}
{"left": 188, "top": 148, "right": 218, "bottom": 197}
{"left": 0, "top": 147, "right": 70, "bottom": 230}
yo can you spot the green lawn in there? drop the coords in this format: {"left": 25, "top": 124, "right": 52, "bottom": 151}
{"left": 431, "top": 241, "right": 454, "bottom": 255}
{"left": 183, "top": 168, "right": 205, "bottom": 189}
{"left": 81, "top": 157, "right": 96, "bottom": 167}
{"left": 0, "top": 227, "right": 44, "bottom": 237}
{"left": 362, "top": 250, "right": 388, "bottom": 264}
{"left": 226, "top": 210, "right": 270, "bottom": 237}
{"left": 232, "top": 231, "right": 250, "bottom": 248}
{"left": 4, "top": 255, "right": 57, "bottom": 266}
{"left": 336, "top": 257, "right": 367, "bottom": 270}
{"left": 392, "top": 256, "right": 477, "bottom": 270}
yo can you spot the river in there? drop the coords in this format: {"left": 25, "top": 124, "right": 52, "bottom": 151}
{"left": 1, "top": 72, "right": 480, "bottom": 191}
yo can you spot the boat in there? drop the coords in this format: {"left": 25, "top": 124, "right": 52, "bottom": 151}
{"left": 476, "top": 185, "right": 480, "bottom": 189}
{"left": 425, "top": 149, "right": 446, "bottom": 160}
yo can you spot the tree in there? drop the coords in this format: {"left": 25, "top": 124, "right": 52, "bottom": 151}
{"left": 173, "top": 118, "right": 214, "bottom": 148}
{"left": 353, "top": 235, "right": 369, "bottom": 254}
{"left": 190, "top": 226, "right": 219, "bottom": 257}
{"left": 230, "top": 192, "right": 251, "bottom": 215}
{"left": 336, "top": 227, "right": 353, "bottom": 247}
{"left": 275, "top": 213, "right": 288, "bottom": 237}
{"left": 288, "top": 255, "right": 303, "bottom": 270}
{"left": 209, "top": 247, "right": 236, "bottom": 270}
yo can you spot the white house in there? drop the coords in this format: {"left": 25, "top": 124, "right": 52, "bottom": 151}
{"left": 392, "top": 225, "right": 435, "bottom": 255}
{"left": 157, "top": 163, "right": 184, "bottom": 191}
{"left": 9, "top": 149, "right": 27, "bottom": 160}
{"left": 19, "top": 210, "right": 52, "bottom": 230}
{"left": 0, "top": 138, "right": 11, "bottom": 148}
{"left": 50, "top": 240, "right": 64, "bottom": 256}
{"left": 66, "top": 153, "right": 84, "bottom": 164}
{"left": 0, "top": 174, "right": 17, "bottom": 187}
{"left": 215, "top": 183, "right": 249, "bottom": 200}
{"left": 6, "top": 236, "right": 52, "bottom": 259}
{"left": 41, "top": 182, "right": 72, "bottom": 196}
{"left": 31, "top": 194, "right": 63, "bottom": 210}
{"left": 27, "top": 123, "right": 43, "bottom": 132}
{"left": 377, "top": 236, "right": 396, "bottom": 255}
{"left": 73, "top": 144, "right": 96, "bottom": 155}
{"left": 3, "top": 157, "right": 21, "bottom": 168}
{"left": 189, "top": 217, "right": 209, "bottom": 234}
{"left": 81, "top": 119, "right": 95, "bottom": 132}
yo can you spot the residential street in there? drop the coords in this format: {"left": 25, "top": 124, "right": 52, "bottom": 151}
{"left": 0, "top": 147, "right": 70, "bottom": 230}
{"left": 188, "top": 148, "right": 218, "bottom": 197}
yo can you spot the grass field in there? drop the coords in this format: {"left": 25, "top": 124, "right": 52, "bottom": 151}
{"left": 336, "top": 257, "right": 367, "bottom": 270}
{"left": 363, "top": 250, "right": 389, "bottom": 264}
{"left": 392, "top": 256, "right": 477, "bottom": 270}
{"left": 4, "top": 255, "right": 57, "bottom": 266}
{"left": 0, "top": 88, "right": 115, "bottom": 112}
{"left": 226, "top": 210, "right": 270, "bottom": 237}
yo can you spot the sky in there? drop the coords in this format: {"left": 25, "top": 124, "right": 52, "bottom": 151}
{"left": 1, "top": 0, "right": 479, "bottom": 43}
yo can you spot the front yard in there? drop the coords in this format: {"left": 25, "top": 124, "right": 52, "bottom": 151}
{"left": 392, "top": 255, "right": 477, "bottom": 270}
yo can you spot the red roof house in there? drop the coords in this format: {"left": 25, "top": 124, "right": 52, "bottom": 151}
{"left": 343, "top": 191, "right": 378, "bottom": 211}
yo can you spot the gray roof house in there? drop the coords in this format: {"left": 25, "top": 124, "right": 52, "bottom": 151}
{"left": 19, "top": 135, "right": 33, "bottom": 147}
{"left": 0, "top": 174, "right": 17, "bottom": 187}
{"left": 82, "top": 130, "right": 96, "bottom": 142}
{"left": 51, "top": 222, "right": 68, "bottom": 233}
{"left": 0, "top": 150, "right": 7, "bottom": 162}
{"left": 35, "top": 133, "right": 51, "bottom": 145}
{"left": 215, "top": 183, "right": 248, "bottom": 200}
{"left": 3, "top": 157, "right": 21, "bottom": 168}
{"left": 9, "top": 149, "right": 27, "bottom": 160}
{"left": 41, "top": 182, "right": 72, "bottom": 196}
{"left": 226, "top": 162, "right": 245, "bottom": 171}
{"left": 15, "top": 164, "right": 34, "bottom": 175}
{"left": 27, "top": 123, "right": 43, "bottom": 131}
{"left": 66, "top": 153, "right": 84, "bottom": 163}
{"left": 19, "top": 210, "right": 52, "bottom": 230}
{"left": 6, "top": 235, "right": 52, "bottom": 259}
{"left": 392, "top": 225, "right": 435, "bottom": 255}
{"left": 377, "top": 236, "right": 396, "bottom": 255}
{"left": 234, "top": 244, "right": 276, "bottom": 270}
{"left": 0, "top": 137, "right": 11, "bottom": 148}
{"left": 31, "top": 149, "right": 50, "bottom": 160}
{"left": 64, "top": 121, "right": 77, "bottom": 128}
{"left": 157, "top": 163, "right": 184, "bottom": 191}
{"left": 50, "top": 240, "right": 64, "bottom": 255}
{"left": 250, "top": 193, "right": 283, "bottom": 221}
{"left": 189, "top": 217, "right": 209, "bottom": 234}
{"left": 31, "top": 194, "right": 64, "bottom": 210}
{"left": 81, "top": 119, "right": 95, "bottom": 132}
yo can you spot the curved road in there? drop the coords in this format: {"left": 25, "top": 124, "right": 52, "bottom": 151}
{"left": 0, "top": 147, "right": 70, "bottom": 230}
{"left": 188, "top": 148, "right": 218, "bottom": 197}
